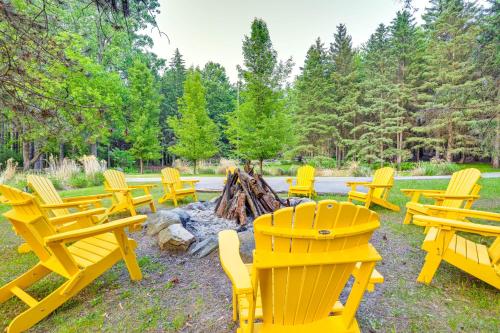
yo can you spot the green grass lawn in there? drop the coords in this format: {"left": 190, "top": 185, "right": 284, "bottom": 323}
{"left": 1, "top": 178, "right": 499, "bottom": 332}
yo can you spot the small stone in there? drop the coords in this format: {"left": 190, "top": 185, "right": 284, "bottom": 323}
{"left": 189, "top": 237, "right": 218, "bottom": 258}
{"left": 147, "top": 211, "right": 181, "bottom": 236}
{"left": 158, "top": 224, "right": 195, "bottom": 251}
{"left": 185, "top": 202, "right": 205, "bottom": 210}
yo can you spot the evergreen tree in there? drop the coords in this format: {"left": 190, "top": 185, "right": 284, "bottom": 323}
{"left": 354, "top": 24, "right": 402, "bottom": 166}
{"left": 127, "top": 59, "right": 162, "bottom": 173}
{"left": 330, "top": 24, "right": 360, "bottom": 165}
{"left": 416, "top": 0, "right": 482, "bottom": 162}
{"left": 227, "top": 18, "right": 293, "bottom": 173}
{"left": 201, "top": 62, "right": 236, "bottom": 156}
{"left": 160, "top": 48, "right": 186, "bottom": 164}
{"left": 168, "top": 70, "right": 219, "bottom": 173}
{"left": 294, "top": 38, "right": 336, "bottom": 156}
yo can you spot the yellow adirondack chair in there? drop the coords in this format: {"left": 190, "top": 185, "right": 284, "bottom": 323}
{"left": 219, "top": 200, "right": 383, "bottom": 333}
{"left": 347, "top": 167, "right": 400, "bottom": 212}
{"left": 10, "top": 175, "right": 112, "bottom": 254}
{"left": 0, "top": 185, "right": 147, "bottom": 333}
{"left": 103, "top": 169, "right": 156, "bottom": 216}
{"left": 401, "top": 168, "right": 481, "bottom": 225}
{"left": 27, "top": 175, "right": 110, "bottom": 223}
{"left": 286, "top": 165, "right": 316, "bottom": 198}
{"left": 224, "top": 166, "right": 237, "bottom": 184}
{"left": 158, "top": 167, "right": 199, "bottom": 207}
{"left": 413, "top": 206, "right": 500, "bottom": 289}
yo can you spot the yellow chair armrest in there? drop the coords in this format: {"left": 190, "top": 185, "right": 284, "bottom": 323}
{"left": 400, "top": 189, "right": 444, "bottom": 196}
{"left": 218, "top": 230, "right": 252, "bottom": 294}
{"left": 41, "top": 199, "right": 102, "bottom": 209}
{"left": 365, "top": 184, "right": 392, "bottom": 188}
{"left": 48, "top": 208, "right": 107, "bottom": 225}
{"left": 105, "top": 188, "right": 131, "bottom": 193}
{"left": 181, "top": 178, "right": 200, "bottom": 184}
{"left": 423, "top": 205, "right": 500, "bottom": 222}
{"left": 413, "top": 215, "right": 500, "bottom": 237}
{"left": 129, "top": 184, "right": 157, "bottom": 189}
{"left": 45, "top": 215, "right": 147, "bottom": 245}
{"left": 423, "top": 193, "right": 479, "bottom": 200}
{"left": 62, "top": 193, "right": 112, "bottom": 202}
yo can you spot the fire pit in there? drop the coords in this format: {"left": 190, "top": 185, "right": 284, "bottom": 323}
{"left": 214, "top": 168, "right": 289, "bottom": 224}
{"left": 145, "top": 170, "right": 311, "bottom": 258}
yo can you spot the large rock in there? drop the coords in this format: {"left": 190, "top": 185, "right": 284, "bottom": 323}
{"left": 158, "top": 224, "right": 195, "bottom": 251}
{"left": 189, "top": 236, "right": 218, "bottom": 258}
{"left": 238, "top": 230, "right": 255, "bottom": 262}
{"left": 170, "top": 208, "right": 191, "bottom": 227}
{"left": 147, "top": 211, "right": 182, "bottom": 236}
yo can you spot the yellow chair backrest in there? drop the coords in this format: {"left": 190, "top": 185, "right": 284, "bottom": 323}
{"left": 161, "top": 167, "right": 182, "bottom": 191}
{"left": 253, "top": 200, "right": 380, "bottom": 326}
{"left": 104, "top": 169, "right": 128, "bottom": 202}
{"left": 443, "top": 168, "right": 481, "bottom": 207}
{"left": 296, "top": 165, "right": 315, "bottom": 187}
{"left": 371, "top": 167, "right": 395, "bottom": 199}
{"left": 27, "top": 175, "right": 69, "bottom": 217}
{"left": 226, "top": 166, "right": 237, "bottom": 176}
{"left": 0, "top": 185, "right": 78, "bottom": 275}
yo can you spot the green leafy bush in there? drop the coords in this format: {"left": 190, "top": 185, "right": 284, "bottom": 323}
{"left": 87, "top": 172, "right": 105, "bottom": 187}
{"left": 398, "top": 162, "right": 415, "bottom": 171}
{"left": 68, "top": 173, "right": 88, "bottom": 188}
{"left": 305, "top": 156, "right": 337, "bottom": 169}
{"left": 110, "top": 149, "right": 135, "bottom": 169}
{"left": 0, "top": 148, "right": 22, "bottom": 167}
{"left": 49, "top": 177, "right": 64, "bottom": 190}
{"left": 198, "top": 168, "right": 216, "bottom": 175}
{"left": 411, "top": 161, "right": 460, "bottom": 176}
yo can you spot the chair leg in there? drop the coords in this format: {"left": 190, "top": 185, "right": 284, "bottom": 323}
{"left": 0, "top": 264, "right": 50, "bottom": 304}
{"left": 114, "top": 230, "right": 142, "bottom": 281}
{"left": 193, "top": 192, "right": 198, "bottom": 202}
{"left": 417, "top": 253, "right": 442, "bottom": 285}
{"left": 403, "top": 211, "right": 413, "bottom": 225}
{"left": 149, "top": 201, "right": 157, "bottom": 213}
{"left": 17, "top": 243, "right": 32, "bottom": 254}
{"left": 173, "top": 196, "right": 178, "bottom": 207}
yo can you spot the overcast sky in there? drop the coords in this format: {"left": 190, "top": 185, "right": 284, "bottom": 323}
{"left": 146, "top": 0, "right": 488, "bottom": 82}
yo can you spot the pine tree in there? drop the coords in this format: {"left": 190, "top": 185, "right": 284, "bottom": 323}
{"left": 294, "top": 38, "right": 336, "bottom": 156}
{"left": 227, "top": 18, "right": 293, "bottom": 173}
{"left": 160, "top": 48, "right": 186, "bottom": 164}
{"left": 417, "top": 0, "right": 482, "bottom": 162}
{"left": 201, "top": 62, "right": 236, "bottom": 156}
{"left": 330, "top": 24, "right": 360, "bottom": 165}
{"left": 127, "top": 59, "right": 162, "bottom": 173}
{"left": 168, "top": 70, "right": 219, "bottom": 174}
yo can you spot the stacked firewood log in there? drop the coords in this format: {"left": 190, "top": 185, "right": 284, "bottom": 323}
{"left": 214, "top": 168, "right": 288, "bottom": 225}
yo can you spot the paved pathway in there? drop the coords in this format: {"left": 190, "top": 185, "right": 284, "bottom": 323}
{"left": 127, "top": 172, "right": 500, "bottom": 194}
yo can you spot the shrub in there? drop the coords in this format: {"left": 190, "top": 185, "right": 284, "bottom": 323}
{"left": 198, "top": 168, "right": 216, "bottom": 175}
{"left": 410, "top": 161, "right": 460, "bottom": 176}
{"left": 0, "top": 148, "right": 22, "bottom": 167}
{"left": 348, "top": 161, "right": 372, "bottom": 177}
{"left": 87, "top": 172, "right": 105, "bottom": 187}
{"left": 49, "top": 177, "right": 64, "bottom": 190}
{"left": 399, "top": 162, "right": 415, "bottom": 171}
{"left": 305, "top": 156, "right": 337, "bottom": 169}
{"left": 110, "top": 149, "right": 135, "bottom": 169}
{"left": 68, "top": 173, "right": 88, "bottom": 188}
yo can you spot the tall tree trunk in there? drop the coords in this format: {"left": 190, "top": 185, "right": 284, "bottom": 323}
{"left": 446, "top": 121, "right": 453, "bottom": 162}
{"left": 493, "top": 115, "right": 499, "bottom": 168}
{"left": 193, "top": 159, "right": 197, "bottom": 174}
{"left": 259, "top": 159, "right": 263, "bottom": 175}
{"left": 139, "top": 158, "right": 144, "bottom": 174}
{"left": 90, "top": 143, "right": 98, "bottom": 157}
{"left": 59, "top": 143, "right": 65, "bottom": 163}
{"left": 22, "top": 141, "right": 43, "bottom": 171}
